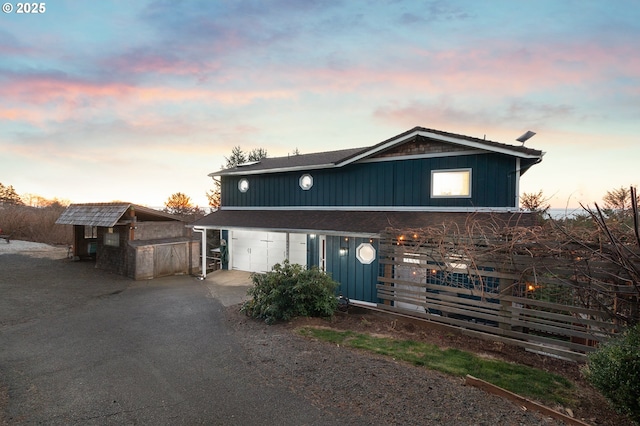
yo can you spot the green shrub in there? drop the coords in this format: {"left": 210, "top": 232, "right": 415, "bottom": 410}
{"left": 240, "top": 261, "right": 339, "bottom": 324}
{"left": 585, "top": 323, "right": 640, "bottom": 424}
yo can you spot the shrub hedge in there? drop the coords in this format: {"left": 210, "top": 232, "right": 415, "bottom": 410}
{"left": 585, "top": 323, "right": 640, "bottom": 424}
{"left": 241, "top": 261, "right": 339, "bottom": 324}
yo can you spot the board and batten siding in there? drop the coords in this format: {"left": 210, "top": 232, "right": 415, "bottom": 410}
{"left": 326, "top": 236, "right": 379, "bottom": 303}
{"left": 221, "top": 153, "right": 518, "bottom": 208}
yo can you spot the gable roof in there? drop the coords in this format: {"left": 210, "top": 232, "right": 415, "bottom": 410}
{"left": 55, "top": 203, "right": 183, "bottom": 227}
{"left": 210, "top": 126, "right": 544, "bottom": 177}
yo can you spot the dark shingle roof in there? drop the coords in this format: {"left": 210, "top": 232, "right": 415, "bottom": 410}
{"left": 211, "top": 126, "right": 544, "bottom": 177}
{"left": 192, "top": 209, "right": 536, "bottom": 236}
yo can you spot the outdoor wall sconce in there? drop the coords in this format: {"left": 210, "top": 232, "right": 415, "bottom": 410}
{"left": 339, "top": 237, "right": 349, "bottom": 256}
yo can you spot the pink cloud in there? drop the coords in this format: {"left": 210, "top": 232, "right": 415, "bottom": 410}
{"left": 104, "top": 48, "right": 217, "bottom": 76}
{"left": 0, "top": 71, "right": 295, "bottom": 122}
{"left": 256, "top": 38, "right": 639, "bottom": 99}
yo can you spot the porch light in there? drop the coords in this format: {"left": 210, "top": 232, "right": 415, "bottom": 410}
{"left": 339, "top": 236, "right": 349, "bottom": 256}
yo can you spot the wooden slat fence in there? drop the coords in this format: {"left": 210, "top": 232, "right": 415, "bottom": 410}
{"left": 376, "top": 229, "right": 639, "bottom": 362}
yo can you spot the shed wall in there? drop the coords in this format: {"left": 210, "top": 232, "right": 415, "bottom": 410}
{"left": 96, "top": 225, "right": 129, "bottom": 275}
{"left": 134, "top": 222, "right": 188, "bottom": 240}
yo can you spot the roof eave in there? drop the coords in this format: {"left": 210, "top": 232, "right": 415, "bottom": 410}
{"left": 335, "top": 129, "right": 543, "bottom": 167}
{"left": 209, "top": 163, "right": 337, "bottom": 177}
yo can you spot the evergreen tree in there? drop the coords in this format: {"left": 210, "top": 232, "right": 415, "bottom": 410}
{"left": 0, "top": 183, "right": 23, "bottom": 205}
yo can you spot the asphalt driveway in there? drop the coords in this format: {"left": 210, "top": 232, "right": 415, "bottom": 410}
{"left": 0, "top": 250, "right": 342, "bottom": 425}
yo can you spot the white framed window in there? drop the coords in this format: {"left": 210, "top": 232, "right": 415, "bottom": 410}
{"left": 299, "top": 173, "right": 313, "bottom": 190}
{"left": 356, "top": 243, "right": 376, "bottom": 264}
{"left": 431, "top": 169, "right": 471, "bottom": 198}
{"left": 238, "top": 178, "right": 249, "bottom": 193}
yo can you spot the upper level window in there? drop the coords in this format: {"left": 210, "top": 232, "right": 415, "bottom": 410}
{"left": 299, "top": 174, "right": 313, "bottom": 190}
{"left": 431, "top": 169, "right": 471, "bottom": 198}
{"left": 238, "top": 178, "right": 249, "bottom": 193}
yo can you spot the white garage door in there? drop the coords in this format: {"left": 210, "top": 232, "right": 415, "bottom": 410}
{"left": 230, "top": 231, "right": 307, "bottom": 273}
{"left": 289, "top": 233, "right": 307, "bottom": 266}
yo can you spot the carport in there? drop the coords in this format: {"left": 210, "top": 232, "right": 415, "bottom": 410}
{"left": 56, "top": 202, "right": 200, "bottom": 280}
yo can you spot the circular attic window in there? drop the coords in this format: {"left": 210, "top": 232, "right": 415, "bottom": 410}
{"left": 299, "top": 174, "right": 313, "bottom": 190}
{"left": 238, "top": 178, "right": 249, "bottom": 193}
{"left": 356, "top": 243, "right": 376, "bottom": 265}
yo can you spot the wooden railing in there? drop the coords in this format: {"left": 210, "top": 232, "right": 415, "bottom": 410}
{"left": 376, "top": 229, "right": 638, "bottom": 362}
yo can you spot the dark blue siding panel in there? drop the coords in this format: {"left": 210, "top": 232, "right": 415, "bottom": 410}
{"left": 325, "top": 236, "right": 379, "bottom": 303}
{"left": 221, "top": 153, "right": 517, "bottom": 209}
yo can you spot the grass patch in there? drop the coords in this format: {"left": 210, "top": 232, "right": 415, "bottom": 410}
{"left": 297, "top": 326, "right": 575, "bottom": 406}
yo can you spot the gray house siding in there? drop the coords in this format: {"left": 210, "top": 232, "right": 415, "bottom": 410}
{"left": 221, "top": 152, "right": 517, "bottom": 209}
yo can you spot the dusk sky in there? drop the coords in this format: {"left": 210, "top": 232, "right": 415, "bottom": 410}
{"left": 1, "top": 1, "right": 638, "bottom": 210}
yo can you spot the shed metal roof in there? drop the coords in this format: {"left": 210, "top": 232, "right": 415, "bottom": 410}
{"left": 55, "top": 203, "right": 183, "bottom": 227}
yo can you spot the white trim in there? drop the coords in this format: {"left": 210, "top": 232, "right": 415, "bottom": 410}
{"left": 515, "top": 158, "right": 521, "bottom": 209}
{"left": 192, "top": 226, "right": 206, "bottom": 278}
{"left": 211, "top": 163, "right": 336, "bottom": 177}
{"left": 221, "top": 226, "right": 378, "bottom": 238}
{"left": 357, "top": 150, "right": 481, "bottom": 163}
{"left": 335, "top": 129, "right": 422, "bottom": 165}
{"left": 210, "top": 130, "right": 543, "bottom": 177}
{"left": 336, "top": 129, "right": 542, "bottom": 167}
{"left": 349, "top": 300, "right": 377, "bottom": 308}
{"left": 430, "top": 168, "right": 472, "bottom": 199}
{"left": 356, "top": 243, "right": 376, "bottom": 265}
{"left": 220, "top": 205, "right": 517, "bottom": 212}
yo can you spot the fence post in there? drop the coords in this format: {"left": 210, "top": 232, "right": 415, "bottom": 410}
{"left": 499, "top": 277, "right": 516, "bottom": 332}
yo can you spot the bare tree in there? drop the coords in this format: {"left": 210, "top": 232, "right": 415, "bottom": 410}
{"left": 206, "top": 180, "right": 221, "bottom": 210}
{"left": 248, "top": 148, "right": 268, "bottom": 162}
{"left": 164, "top": 192, "right": 205, "bottom": 221}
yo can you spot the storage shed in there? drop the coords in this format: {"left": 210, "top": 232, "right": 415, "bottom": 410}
{"left": 56, "top": 203, "right": 200, "bottom": 280}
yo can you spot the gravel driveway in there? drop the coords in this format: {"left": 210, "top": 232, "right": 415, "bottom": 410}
{"left": 0, "top": 242, "right": 564, "bottom": 425}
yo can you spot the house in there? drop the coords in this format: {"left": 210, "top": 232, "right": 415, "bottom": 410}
{"left": 56, "top": 203, "right": 200, "bottom": 280}
{"left": 191, "top": 126, "right": 544, "bottom": 304}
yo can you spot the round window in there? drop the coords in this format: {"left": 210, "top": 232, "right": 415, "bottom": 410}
{"left": 299, "top": 174, "right": 313, "bottom": 190}
{"left": 356, "top": 243, "right": 376, "bottom": 264}
{"left": 238, "top": 178, "right": 249, "bottom": 192}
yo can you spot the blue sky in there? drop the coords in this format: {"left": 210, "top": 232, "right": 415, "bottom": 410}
{"left": 1, "top": 0, "right": 638, "bottom": 209}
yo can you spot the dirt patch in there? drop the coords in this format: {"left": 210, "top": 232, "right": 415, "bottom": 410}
{"left": 228, "top": 305, "right": 633, "bottom": 426}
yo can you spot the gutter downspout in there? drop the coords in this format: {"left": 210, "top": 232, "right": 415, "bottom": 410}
{"left": 192, "top": 226, "right": 207, "bottom": 279}
{"left": 515, "top": 158, "right": 521, "bottom": 209}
